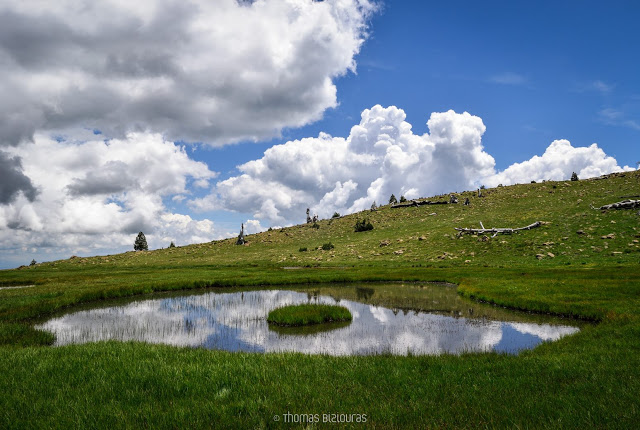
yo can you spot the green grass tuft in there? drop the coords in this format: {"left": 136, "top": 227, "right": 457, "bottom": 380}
{"left": 267, "top": 304, "right": 352, "bottom": 326}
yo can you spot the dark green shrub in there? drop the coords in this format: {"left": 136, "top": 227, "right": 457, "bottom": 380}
{"left": 354, "top": 219, "right": 373, "bottom": 232}
{"left": 321, "top": 242, "right": 334, "bottom": 250}
{"left": 389, "top": 194, "right": 398, "bottom": 205}
{"left": 332, "top": 212, "right": 340, "bottom": 218}
{"left": 399, "top": 195, "right": 407, "bottom": 203}
{"left": 299, "top": 247, "right": 308, "bottom": 252}
{"left": 312, "top": 222, "right": 320, "bottom": 229}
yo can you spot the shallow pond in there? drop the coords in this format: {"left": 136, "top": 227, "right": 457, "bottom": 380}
{"left": 37, "top": 284, "right": 582, "bottom": 356}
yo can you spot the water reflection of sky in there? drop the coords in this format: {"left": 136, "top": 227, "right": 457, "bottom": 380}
{"left": 37, "top": 290, "right": 580, "bottom": 356}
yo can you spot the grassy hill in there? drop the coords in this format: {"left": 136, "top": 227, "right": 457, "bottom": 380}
{"left": 1, "top": 171, "right": 639, "bottom": 428}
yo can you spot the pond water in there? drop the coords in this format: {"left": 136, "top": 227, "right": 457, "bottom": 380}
{"left": 37, "top": 284, "right": 582, "bottom": 356}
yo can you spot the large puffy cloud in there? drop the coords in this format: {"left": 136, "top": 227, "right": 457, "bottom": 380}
{"left": 0, "top": 133, "right": 220, "bottom": 266}
{"left": 485, "top": 139, "right": 635, "bottom": 187}
{"left": 192, "top": 105, "right": 496, "bottom": 223}
{"left": 0, "top": 0, "right": 375, "bottom": 147}
{"left": 192, "top": 105, "right": 634, "bottom": 226}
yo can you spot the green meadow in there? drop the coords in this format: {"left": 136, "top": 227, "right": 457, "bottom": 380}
{"left": 1, "top": 171, "right": 639, "bottom": 428}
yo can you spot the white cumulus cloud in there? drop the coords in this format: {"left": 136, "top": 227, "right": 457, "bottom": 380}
{"left": 192, "top": 105, "right": 496, "bottom": 223}
{"left": 485, "top": 139, "right": 635, "bottom": 186}
{"left": 0, "top": 0, "right": 376, "bottom": 147}
{"left": 0, "top": 132, "right": 220, "bottom": 264}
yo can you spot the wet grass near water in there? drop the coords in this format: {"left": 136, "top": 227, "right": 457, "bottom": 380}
{"left": 267, "top": 304, "right": 353, "bottom": 327}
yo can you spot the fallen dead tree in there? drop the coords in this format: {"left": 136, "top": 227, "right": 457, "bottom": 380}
{"left": 591, "top": 200, "right": 640, "bottom": 210}
{"left": 392, "top": 196, "right": 458, "bottom": 208}
{"left": 391, "top": 200, "right": 448, "bottom": 208}
{"left": 455, "top": 221, "right": 542, "bottom": 238}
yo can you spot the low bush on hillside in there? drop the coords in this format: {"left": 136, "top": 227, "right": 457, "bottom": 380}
{"left": 354, "top": 219, "right": 373, "bottom": 232}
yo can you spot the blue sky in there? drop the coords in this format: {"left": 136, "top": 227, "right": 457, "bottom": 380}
{"left": 180, "top": 0, "right": 640, "bottom": 230}
{"left": 0, "top": 0, "right": 638, "bottom": 268}
{"left": 235, "top": 0, "right": 639, "bottom": 169}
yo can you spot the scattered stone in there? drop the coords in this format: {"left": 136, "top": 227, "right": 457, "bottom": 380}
{"left": 465, "top": 260, "right": 471, "bottom": 263}
{"left": 418, "top": 236, "right": 427, "bottom": 241}
{"left": 547, "top": 252, "right": 555, "bottom": 258}
{"left": 536, "top": 254, "right": 545, "bottom": 260}
{"left": 576, "top": 230, "right": 585, "bottom": 235}
{"left": 612, "top": 251, "right": 623, "bottom": 255}
{"left": 542, "top": 242, "right": 555, "bottom": 246}
{"left": 601, "top": 234, "right": 615, "bottom": 239}
{"left": 396, "top": 239, "right": 404, "bottom": 243}
{"left": 394, "top": 250, "right": 404, "bottom": 255}
{"left": 478, "top": 236, "right": 489, "bottom": 242}
{"left": 379, "top": 240, "right": 390, "bottom": 247}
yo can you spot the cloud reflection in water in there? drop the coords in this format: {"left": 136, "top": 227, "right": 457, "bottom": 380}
{"left": 38, "top": 290, "right": 580, "bottom": 356}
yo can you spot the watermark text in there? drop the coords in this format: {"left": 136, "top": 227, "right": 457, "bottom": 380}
{"left": 273, "top": 411, "right": 367, "bottom": 424}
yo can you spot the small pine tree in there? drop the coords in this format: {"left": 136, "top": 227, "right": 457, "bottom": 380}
{"left": 389, "top": 194, "right": 398, "bottom": 205}
{"left": 571, "top": 172, "right": 579, "bottom": 181}
{"left": 134, "top": 232, "right": 148, "bottom": 251}
{"left": 30, "top": 259, "right": 36, "bottom": 266}
{"left": 399, "top": 195, "right": 407, "bottom": 203}
{"left": 169, "top": 241, "right": 175, "bottom": 248}
{"left": 332, "top": 212, "right": 341, "bottom": 218}
{"left": 370, "top": 201, "right": 378, "bottom": 211}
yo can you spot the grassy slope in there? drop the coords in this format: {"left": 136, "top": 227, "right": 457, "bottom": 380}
{"left": 1, "top": 171, "right": 639, "bottom": 428}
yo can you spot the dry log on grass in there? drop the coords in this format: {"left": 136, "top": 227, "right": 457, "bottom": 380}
{"left": 591, "top": 200, "right": 640, "bottom": 210}
{"left": 391, "top": 199, "right": 450, "bottom": 208}
{"left": 455, "top": 221, "right": 542, "bottom": 238}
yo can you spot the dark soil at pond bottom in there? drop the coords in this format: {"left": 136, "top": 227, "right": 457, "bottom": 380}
{"left": 37, "top": 284, "right": 582, "bottom": 356}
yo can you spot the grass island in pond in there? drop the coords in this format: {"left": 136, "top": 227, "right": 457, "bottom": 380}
{"left": 267, "top": 304, "right": 352, "bottom": 327}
